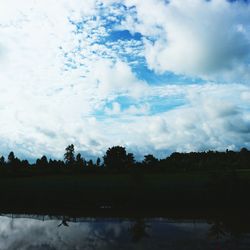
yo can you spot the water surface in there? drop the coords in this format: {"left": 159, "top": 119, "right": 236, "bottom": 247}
{"left": 0, "top": 215, "right": 250, "bottom": 250}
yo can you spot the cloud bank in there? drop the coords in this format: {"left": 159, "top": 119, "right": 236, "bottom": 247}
{"left": 122, "top": 0, "right": 250, "bottom": 82}
{"left": 0, "top": 0, "right": 249, "bottom": 160}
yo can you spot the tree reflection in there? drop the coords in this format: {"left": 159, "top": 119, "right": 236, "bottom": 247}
{"left": 58, "top": 216, "right": 69, "bottom": 227}
{"left": 208, "top": 214, "right": 250, "bottom": 241}
{"left": 208, "top": 220, "right": 226, "bottom": 240}
{"left": 130, "top": 218, "right": 150, "bottom": 243}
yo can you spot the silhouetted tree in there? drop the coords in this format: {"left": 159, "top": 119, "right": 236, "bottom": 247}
{"left": 87, "top": 159, "right": 94, "bottom": 168}
{"left": 48, "top": 159, "right": 64, "bottom": 168}
{"left": 64, "top": 144, "right": 75, "bottom": 166}
{"left": 0, "top": 146, "right": 249, "bottom": 176}
{"left": 8, "top": 152, "right": 15, "bottom": 164}
{"left": 239, "top": 147, "right": 249, "bottom": 168}
{"left": 41, "top": 155, "right": 48, "bottom": 166}
{"left": 96, "top": 157, "right": 101, "bottom": 167}
{"left": 142, "top": 154, "right": 158, "bottom": 168}
{"left": 36, "top": 159, "right": 41, "bottom": 167}
{"left": 126, "top": 153, "right": 135, "bottom": 168}
{"left": 76, "top": 153, "right": 86, "bottom": 167}
{"left": 36, "top": 155, "right": 48, "bottom": 168}
{"left": 21, "top": 160, "right": 29, "bottom": 168}
{"left": 57, "top": 160, "right": 65, "bottom": 168}
{"left": 0, "top": 156, "right": 5, "bottom": 167}
{"left": 240, "top": 147, "right": 249, "bottom": 154}
{"left": 7, "top": 151, "right": 21, "bottom": 169}
{"left": 103, "top": 146, "right": 129, "bottom": 169}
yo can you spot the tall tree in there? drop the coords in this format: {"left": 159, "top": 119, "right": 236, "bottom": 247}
{"left": 126, "top": 153, "right": 135, "bottom": 168}
{"left": 96, "top": 157, "right": 101, "bottom": 167}
{"left": 8, "top": 152, "right": 15, "bottom": 163}
{"left": 87, "top": 159, "right": 94, "bottom": 168}
{"left": 41, "top": 155, "right": 48, "bottom": 166}
{"left": 76, "top": 153, "right": 86, "bottom": 167}
{"left": 0, "top": 156, "right": 5, "bottom": 167}
{"left": 7, "top": 152, "right": 20, "bottom": 168}
{"left": 37, "top": 155, "right": 48, "bottom": 168}
{"left": 64, "top": 144, "right": 75, "bottom": 166}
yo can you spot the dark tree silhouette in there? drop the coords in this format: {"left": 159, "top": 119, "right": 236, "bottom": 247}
{"left": 103, "top": 146, "right": 133, "bottom": 169}
{"left": 8, "top": 152, "right": 15, "bottom": 164}
{"left": 0, "top": 156, "right": 5, "bottom": 167}
{"left": 127, "top": 153, "right": 135, "bottom": 168}
{"left": 21, "top": 160, "right": 29, "bottom": 168}
{"left": 76, "top": 153, "right": 86, "bottom": 167}
{"left": 87, "top": 159, "right": 94, "bottom": 168}
{"left": 41, "top": 155, "right": 48, "bottom": 165}
{"left": 36, "top": 155, "right": 48, "bottom": 168}
{"left": 7, "top": 151, "right": 21, "bottom": 169}
{"left": 130, "top": 219, "right": 150, "bottom": 242}
{"left": 0, "top": 146, "right": 249, "bottom": 175}
{"left": 142, "top": 154, "right": 158, "bottom": 168}
{"left": 64, "top": 144, "right": 75, "bottom": 166}
{"left": 240, "top": 147, "right": 248, "bottom": 153}
{"left": 96, "top": 157, "right": 101, "bottom": 167}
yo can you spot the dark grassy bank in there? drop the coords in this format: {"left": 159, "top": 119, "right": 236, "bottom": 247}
{"left": 0, "top": 170, "right": 250, "bottom": 215}
{"left": 0, "top": 146, "right": 250, "bottom": 214}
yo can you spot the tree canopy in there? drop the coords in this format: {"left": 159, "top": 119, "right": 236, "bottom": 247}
{"left": 0, "top": 145, "right": 249, "bottom": 175}
{"left": 103, "top": 146, "right": 135, "bottom": 169}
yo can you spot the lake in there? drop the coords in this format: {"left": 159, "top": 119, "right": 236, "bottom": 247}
{"left": 0, "top": 214, "right": 250, "bottom": 249}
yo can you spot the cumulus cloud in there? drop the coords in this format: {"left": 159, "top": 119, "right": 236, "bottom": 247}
{"left": 0, "top": 0, "right": 250, "bottom": 160}
{"left": 122, "top": 0, "right": 250, "bottom": 82}
{"left": 144, "top": 84, "right": 250, "bottom": 153}
{"left": 0, "top": 0, "right": 148, "bottom": 159}
{"left": 90, "top": 84, "right": 250, "bottom": 156}
{"left": 86, "top": 59, "right": 148, "bottom": 99}
{"left": 104, "top": 102, "right": 150, "bottom": 115}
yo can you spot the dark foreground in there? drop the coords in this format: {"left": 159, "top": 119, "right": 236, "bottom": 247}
{"left": 0, "top": 170, "right": 250, "bottom": 216}
{"left": 1, "top": 170, "right": 250, "bottom": 249}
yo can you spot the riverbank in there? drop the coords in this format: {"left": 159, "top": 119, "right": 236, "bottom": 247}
{"left": 0, "top": 171, "right": 250, "bottom": 215}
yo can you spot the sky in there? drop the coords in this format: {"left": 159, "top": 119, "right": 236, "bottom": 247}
{"left": 0, "top": 0, "right": 250, "bottom": 160}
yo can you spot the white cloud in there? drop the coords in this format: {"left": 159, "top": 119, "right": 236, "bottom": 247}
{"left": 104, "top": 102, "right": 150, "bottom": 115}
{"left": 241, "top": 91, "right": 250, "bottom": 103}
{"left": 0, "top": 0, "right": 149, "bottom": 159}
{"left": 121, "top": 0, "right": 250, "bottom": 82}
{"left": 88, "top": 84, "right": 250, "bottom": 157}
{"left": 144, "top": 84, "right": 250, "bottom": 153}
{"left": 0, "top": 0, "right": 250, "bottom": 160}
{"left": 86, "top": 59, "right": 148, "bottom": 99}
{"left": 104, "top": 102, "right": 121, "bottom": 115}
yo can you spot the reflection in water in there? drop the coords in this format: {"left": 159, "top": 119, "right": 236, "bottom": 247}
{"left": 57, "top": 217, "right": 69, "bottom": 227}
{"left": 208, "top": 220, "right": 226, "bottom": 240}
{"left": 0, "top": 215, "right": 249, "bottom": 249}
{"left": 130, "top": 218, "right": 150, "bottom": 242}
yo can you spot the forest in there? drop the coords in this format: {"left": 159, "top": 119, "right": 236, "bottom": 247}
{"left": 0, "top": 145, "right": 249, "bottom": 176}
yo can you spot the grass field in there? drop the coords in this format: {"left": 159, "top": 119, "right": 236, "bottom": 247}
{"left": 0, "top": 170, "right": 249, "bottom": 215}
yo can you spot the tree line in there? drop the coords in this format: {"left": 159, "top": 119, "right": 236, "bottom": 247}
{"left": 0, "top": 145, "right": 249, "bottom": 173}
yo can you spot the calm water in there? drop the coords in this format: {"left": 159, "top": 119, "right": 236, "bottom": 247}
{"left": 0, "top": 215, "right": 250, "bottom": 250}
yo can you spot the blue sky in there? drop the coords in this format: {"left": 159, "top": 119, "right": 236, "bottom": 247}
{"left": 0, "top": 0, "right": 250, "bottom": 160}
